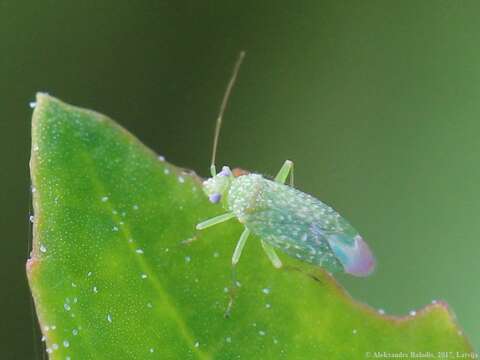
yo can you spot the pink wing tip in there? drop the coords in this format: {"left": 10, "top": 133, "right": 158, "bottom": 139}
{"left": 344, "top": 235, "right": 376, "bottom": 277}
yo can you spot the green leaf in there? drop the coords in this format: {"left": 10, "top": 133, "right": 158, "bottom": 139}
{"left": 28, "top": 94, "right": 473, "bottom": 359}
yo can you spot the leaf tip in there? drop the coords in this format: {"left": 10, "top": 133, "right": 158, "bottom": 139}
{"left": 33, "top": 91, "right": 55, "bottom": 109}
{"left": 31, "top": 92, "right": 55, "bottom": 129}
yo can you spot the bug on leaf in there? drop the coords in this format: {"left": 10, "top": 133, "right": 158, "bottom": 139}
{"left": 196, "top": 52, "right": 375, "bottom": 311}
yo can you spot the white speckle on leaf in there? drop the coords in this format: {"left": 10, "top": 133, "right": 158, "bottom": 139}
{"left": 133, "top": 204, "right": 139, "bottom": 210}
{"left": 265, "top": 303, "right": 271, "bottom": 309}
{"left": 352, "top": 329, "right": 357, "bottom": 335}
{"left": 158, "top": 155, "right": 165, "bottom": 161}
{"left": 52, "top": 343, "right": 59, "bottom": 350}
{"left": 213, "top": 251, "right": 219, "bottom": 258}
{"left": 112, "top": 226, "right": 119, "bottom": 232}
{"left": 262, "top": 288, "right": 270, "bottom": 295}
{"left": 178, "top": 176, "right": 185, "bottom": 183}
{"left": 40, "top": 244, "right": 47, "bottom": 253}
{"left": 150, "top": 348, "right": 155, "bottom": 353}
{"left": 147, "top": 302, "right": 153, "bottom": 308}
{"left": 164, "top": 168, "right": 170, "bottom": 175}
{"left": 225, "top": 336, "right": 232, "bottom": 343}
{"left": 41, "top": 335, "right": 46, "bottom": 342}
{"left": 409, "top": 310, "right": 416, "bottom": 316}
{"left": 136, "top": 249, "right": 144, "bottom": 254}
{"left": 258, "top": 330, "right": 266, "bottom": 336}
{"left": 378, "top": 308, "right": 385, "bottom": 315}
{"left": 29, "top": 101, "right": 36, "bottom": 108}
{"left": 29, "top": 215, "right": 35, "bottom": 223}
{"left": 194, "top": 341, "right": 199, "bottom": 348}
{"left": 101, "top": 196, "right": 109, "bottom": 202}
{"left": 87, "top": 271, "right": 92, "bottom": 277}
{"left": 51, "top": 325, "right": 56, "bottom": 330}
{"left": 71, "top": 282, "right": 77, "bottom": 288}
{"left": 72, "top": 328, "right": 79, "bottom": 336}
{"left": 185, "top": 256, "right": 191, "bottom": 263}
{"left": 107, "top": 314, "right": 112, "bottom": 323}
{"left": 64, "top": 303, "right": 71, "bottom": 311}
{"left": 63, "top": 340, "right": 70, "bottom": 348}
{"left": 432, "top": 299, "right": 437, "bottom": 304}
{"left": 93, "top": 286, "right": 98, "bottom": 293}
{"left": 141, "top": 273, "right": 148, "bottom": 279}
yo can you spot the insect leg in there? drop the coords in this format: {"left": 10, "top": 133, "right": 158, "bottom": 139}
{"left": 225, "top": 227, "right": 250, "bottom": 318}
{"left": 261, "top": 240, "right": 283, "bottom": 268}
{"left": 232, "top": 227, "right": 250, "bottom": 265}
{"left": 274, "top": 160, "right": 294, "bottom": 186}
{"left": 196, "top": 212, "right": 235, "bottom": 230}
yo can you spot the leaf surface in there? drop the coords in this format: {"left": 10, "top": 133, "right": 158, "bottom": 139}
{"left": 28, "top": 94, "right": 473, "bottom": 359}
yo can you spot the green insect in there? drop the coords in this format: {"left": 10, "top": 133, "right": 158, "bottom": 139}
{"left": 196, "top": 53, "right": 375, "bottom": 311}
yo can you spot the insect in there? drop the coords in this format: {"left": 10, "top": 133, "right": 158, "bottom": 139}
{"left": 196, "top": 52, "right": 375, "bottom": 311}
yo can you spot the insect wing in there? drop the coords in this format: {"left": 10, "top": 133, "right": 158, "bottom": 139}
{"left": 244, "top": 209, "right": 344, "bottom": 274}
{"left": 244, "top": 179, "right": 375, "bottom": 276}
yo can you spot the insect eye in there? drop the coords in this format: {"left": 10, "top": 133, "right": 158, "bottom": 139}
{"left": 218, "top": 166, "right": 231, "bottom": 177}
{"left": 209, "top": 193, "right": 222, "bottom": 204}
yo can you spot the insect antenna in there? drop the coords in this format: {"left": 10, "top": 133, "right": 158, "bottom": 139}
{"left": 210, "top": 51, "right": 246, "bottom": 177}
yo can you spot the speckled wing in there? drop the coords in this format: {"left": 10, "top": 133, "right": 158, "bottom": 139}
{"left": 245, "top": 209, "right": 345, "bottom": 273}
{"left": 242, "top": 178, "right": 375, "bottom": 276}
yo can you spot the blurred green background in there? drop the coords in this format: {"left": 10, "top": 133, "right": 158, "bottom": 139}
{"left": 1, "top": 1, "right": 479, "bottom": 357}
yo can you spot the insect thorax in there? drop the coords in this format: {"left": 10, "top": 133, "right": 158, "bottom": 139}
{"left": 227, "top": 174, "right": 265, "bottom": 222}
